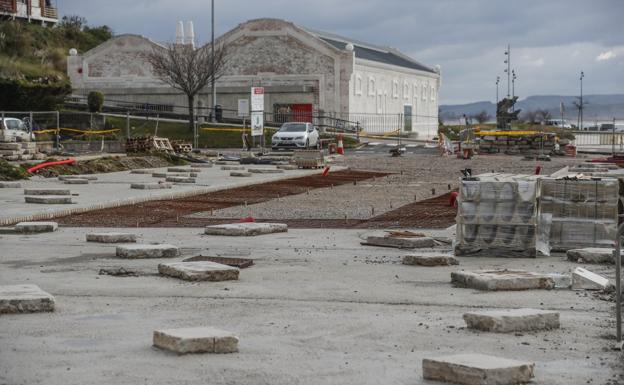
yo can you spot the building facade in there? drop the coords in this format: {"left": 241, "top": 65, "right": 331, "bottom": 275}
{"left": 68, "top": 18, "right": 441, "bottom": 138}
{"left": 0, "top": 0, "right": 58, "bottom": 24}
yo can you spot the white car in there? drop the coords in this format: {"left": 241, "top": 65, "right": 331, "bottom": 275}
{"left": 0, "top": 118, "right": 34, "bottom": 142}
{"left": 271, "top": 122, "right": 319, "bottom": 150}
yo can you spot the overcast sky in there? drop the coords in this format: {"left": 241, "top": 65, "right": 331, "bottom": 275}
{"left": 59, "top": 0, "right": 624, "bottom": 105}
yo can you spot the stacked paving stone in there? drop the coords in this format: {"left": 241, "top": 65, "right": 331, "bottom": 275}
{"left": 0, "top": 141, "right": 46, "bottom": 161}
{"left": 455, "top": 173, "right": 545, "bottom": 257}
{"left": 539, "top": 177, "right": 619, "bottom": 251}
{"left": 477, "top": 133, "right": 556, "bottom": 155}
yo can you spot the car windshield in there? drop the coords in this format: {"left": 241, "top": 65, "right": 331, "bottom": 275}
{"left": 4, "top": 119, "right": 26, "bottom": 131}
{"left": 279, "top": 123, "right": 307, "bottom": 132}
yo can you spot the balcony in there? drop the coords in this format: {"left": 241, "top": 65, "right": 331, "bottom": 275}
{"left": 42, "top": 6, "right": 57, "bottom": 20}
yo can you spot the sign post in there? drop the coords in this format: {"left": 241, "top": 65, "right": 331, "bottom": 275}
{"left": 251, "top": 87, "right": 265, "bottom": 150}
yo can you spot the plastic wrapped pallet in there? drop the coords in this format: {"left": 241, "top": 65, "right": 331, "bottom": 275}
{"left": 455, "top": 173, "right": 550, "bottom": 257}
{"left": 538, "top": 177, "right": 618, "bottom": 251}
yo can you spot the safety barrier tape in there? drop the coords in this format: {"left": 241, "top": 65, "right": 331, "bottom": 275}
{"left": 33, "top": 128, "right": 121, "bottom": 135}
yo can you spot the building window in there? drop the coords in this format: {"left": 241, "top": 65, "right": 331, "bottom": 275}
{"left": 422, "top": 83, "right": 427, "bottom": 101}
{"left": 355, "top": 74, "right": 363, "bottom": 96}
{"left": 392, "top": 80, "right": 399, "bottom": 99}
{"left": 368, "top": 76, "right": 376, "bottom": 96}
{"left": 403, "top": 82, "right": 410, "bottom": 100}
{"left": 377, "top": 93, "right": 383, "bottom": 113}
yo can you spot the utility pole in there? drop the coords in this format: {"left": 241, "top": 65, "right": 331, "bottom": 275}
{"left": 211, "top": 0, "right": 216, "bottom": 123}
{"left": 511, "top": 69, "right": 517, "bottom": 111}
{"left": 504, "top": 44, "right": 511, "bottom": 99}
{"left": 580, "top": 71, "right": 585, "bottom": 130}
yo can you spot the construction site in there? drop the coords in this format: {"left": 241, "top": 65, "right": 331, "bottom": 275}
{"left": 2, "top": 115, "right": 624, "bottom": 385}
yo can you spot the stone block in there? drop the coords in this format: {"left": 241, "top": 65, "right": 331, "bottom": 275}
{"left": 205, "top": 222, "right": 288, "bottom": 236}
{"left": 463, "top": 308, "right": 560, "bottom": 332}
{"left": 221, "top": 165, "right": 245, "bottom": 170}
{"left": 571, "top": 267, "right": 612, "bottom": 290}
{"left": 276, "top": 165, "right": 298, "bottom": 170}
{"left": 63, "top": 178, "right": 89, "bottom": 184}
{"left": 363, "top": 236, "right": 435, "bottom": 249}
{"left": 422, "top": 353, "right": 534, "bottom": 385}
{"left": 248, "top": 168, "right": 284, "bottom": 174}
{"left": 130, "top": 169, "right": 153, "bottom": 174}
{"left": 192, "top": 163, "right": 213, "bottom": 168}
{"left": 86, "top": 232, "right": 137, "bottom": 243}
{"left": 0, "top": 181, "right": 22, "bottom": 188}
{"left": 0, "top": 284, "right": 55, "bottom": 314}
{"left": 451, "top": 270, "right": 555, "bottom": 291}
{"left": 168, "top": 167, "right": 192, "bottom": 172}
{"left": 158, "top": 261, "right": 239, "bottom": 281}
{"left": 567, "top": 248, "right": 616, "bottom": 264}
{"left": 165, "top": 176, "right": 196, "bottom": 184}
{"left": 58, "top": 175, "right": 97, "bottom": 181}
{"left": 25, "top": 195, "right": 72, "bottom": 204}
{"left": 230, "top": 171, "right": 252, "bottom": 177}
{"left": 130, "top": 182, "right": 173, "bottom": 190}
{"left": 402, "top": 254, "right": 459, "bottom": 266}
{"left": 23, "top": 188, "right": 71, "bottom": 196}
{"left": 116, "top": 244, "right": 179, "bottom": 259}
{"left": 0, "top": 142, "right": 21, "bottom": 150}
{"left": 14, "top": 221, "right": 58, "bottom": 233}
{"left": 153, "top": 327, "right": 238, "bottom": 354}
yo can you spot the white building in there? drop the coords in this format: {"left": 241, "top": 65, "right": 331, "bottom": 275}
{"left": 68, "top": 18, "right": 441, "bottom": 139}
{"left": 0, "top": 0, "right": 58, "bottom": 25}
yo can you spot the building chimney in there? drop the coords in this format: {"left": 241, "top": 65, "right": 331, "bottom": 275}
{"left": 176, "top": 21, "right": 184, "bottom": 45}
{"left": 185, "top": 21, "right": 195, "bottom": 49}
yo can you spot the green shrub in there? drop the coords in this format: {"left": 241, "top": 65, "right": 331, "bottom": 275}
{"left": 87, "top": 91, "right": 104, "bottom": 113}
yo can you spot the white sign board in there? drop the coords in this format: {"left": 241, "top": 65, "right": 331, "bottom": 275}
{"left": 251, "top": 111, "right": 264, "bottom": 137}
{"left": 251, "top": 87, "right": 265, "bottom": 112}
{"left": 238, "top": 99, "right": 249, "bottom": 117}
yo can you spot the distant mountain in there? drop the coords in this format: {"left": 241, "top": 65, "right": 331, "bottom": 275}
{"left": 440, "top": 94, "right": 624, "bottom": 125}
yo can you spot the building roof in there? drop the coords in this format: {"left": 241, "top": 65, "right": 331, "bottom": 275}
{"left": 304, "top": 28, "right": 437, "bottom": 74}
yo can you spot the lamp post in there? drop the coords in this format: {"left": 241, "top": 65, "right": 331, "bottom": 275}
{"left": 511, "top": 70, "right": 517, "bottom": 111}
{"left": 579, "top": 71, "right": 585, "bottom": 130}
{"left": 211, "top": 0, "right": 216, "bottom": 123}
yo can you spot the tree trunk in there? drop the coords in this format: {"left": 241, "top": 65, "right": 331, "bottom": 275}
{"left": 187, "top": 94, "right": 195, "bottom": 133}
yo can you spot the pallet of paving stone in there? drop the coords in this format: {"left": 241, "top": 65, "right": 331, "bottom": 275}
{"left": 125, "top": 136, "right": 174, "bottom": 153}
{"left": 171, "top": 141, "right": 193, "bottom": 153}
{"left": 293, "top": 149, "right": 325, "bottom": 169}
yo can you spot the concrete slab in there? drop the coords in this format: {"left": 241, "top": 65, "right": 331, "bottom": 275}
{"left": 422, "top": 353, "right": 534, "bottom": 385}
{"left": 0, "top": 181, "right": 22, "bottom": 188}
{"left": 58, "top": 175, "right": 98, "bottom": 181}
{"left": 567, "top": 248, "right": 615, "bottom": 264}
{"left": 86, "top": 232, "right": 137, "bottom": 243}
{"left": 165, "top": 176, "right": 196, "bottom": 184}
{"left": 25, "top": 195, "right": 73, "bottom": 204}
{"left": 151, "top": 172, "right": 189, "bottom": 178}
{"left": 116, "top": 244, "right": 179, "bottom": 259}
{"left": 23, "top": 188, "right": 71, "bottom": 196}
{"left": 167, "top": 167, "right": 199, "bottom": 173}
{"left": 221, "top": 166, "right": 245, "bottom": 171}
{"left": 248, "top": 168, "right": 285, "bottom": 174}
{"left": 129, "top": 169, "right": 153, "bottom": 174}
{"left": 158, "top": 261, "right": 239, "bottom": 281}
{"left": 451, "top": 270, "right": 555, "bottom": 291}
{"left": 130, "top": 183, "right": 173, "bottom": 190}
{"left": 276, "top": 165, "right": 297, "bottom": 170}
{"left": 191, "top": 163, "right": 213, "bottom": 168}
{"left": 363, "top": 236, "right": 435, "bottom": 249}
{"left": 571, "top": 267, "right": 612, "bottom": 291}
{"left": 402, "top": 254, "right": 458, "bottom": 266}
{"left": 463, "top": 308, "right": 560, "bottom": 332}
{"left": 204, "top": 222, "right": 288, "bottom": 236}
{"left": 153, "top": 327, "right": 238, "bottom": 354}
{"left": 230, "top": 171, "right": 252, "bottom": 177}
{"left": 0, "top": 284, "right": 55, "bottom": 314}
{"left": 63, "top": 178, "right": 89, "bottom": 185}
{"left": 14, "top": 221, "right": 58, "bottom": 233}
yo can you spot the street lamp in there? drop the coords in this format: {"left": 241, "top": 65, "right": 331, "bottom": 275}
{"left": 579, "top": 71, "right": 585, "bottom": 130}
{"left": 211, "top": 0, "right": 216, "bottom": 123}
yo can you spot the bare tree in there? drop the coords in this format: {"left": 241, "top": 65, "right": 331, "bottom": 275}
{"left": 473, "top": 110, "right": 491, "bottom": 124}
{"left": 535, "top": 108, "right": 552, "bottom": 122}
{"left": 148, "top": 43, "right": 227, "bottom": 132}
{"left": 520, "top": 110, "right": 538, "bottom": 124}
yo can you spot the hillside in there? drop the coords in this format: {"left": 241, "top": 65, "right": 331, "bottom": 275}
{"left": 0, "top": 16, "right": 111, "bottom": 110}
{"left": 441, "top": 94, "right": 624, "bottom": 123}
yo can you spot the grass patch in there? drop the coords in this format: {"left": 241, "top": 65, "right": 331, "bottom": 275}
{"left": 0, "top": 159, "right": 30, "bottom": 181}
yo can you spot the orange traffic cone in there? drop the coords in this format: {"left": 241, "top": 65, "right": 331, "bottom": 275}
{"left": 337, "top": 134, "right": 344, "bottom": 155}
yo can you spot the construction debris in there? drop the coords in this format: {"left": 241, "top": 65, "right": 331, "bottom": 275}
{"left": 0, "top": 284, "right": 55, "bottom": 314}
{"left": 116, "top": 244, "right": 179, "bottom": 259}
{"left": 98, "top": 267, "right": 139, "bottom": 277}
{"left": 14, "top": 221, "right": 58, "bottom": 233}
{"left": 153, "top": 327, "right": 239, "bottom": 354}
{"left": 363, "top": 235, "right": 435, "bottom": 249}
{"left": 571, "top": 267, "right": 613, "bottom": 291}
{"left": 86, "top": 232, "right": 137, "bottom": 243}
{"left": 451, "top": 269, "right": 555, "bottom": 291}
{"left": 158, "top": 261, "right": 240, "bottom": 282}
{"left": 204, "top": 222, "right": 288, "bottom": 236}
{"left": 402, "top": 254, "right": 459, "bottom": 266}
{"left": 567, "top": 248, "right": 617, "bottom": 264}
{"left": 125, "top": 136, "right": 174, "bottom": 153}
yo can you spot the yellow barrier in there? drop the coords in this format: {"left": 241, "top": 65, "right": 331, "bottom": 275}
{"left": 476, "top": 130, "right": 541, "bottom": 136}
{"left": 34, "top": 128, "right": 121, "bottom": 135}
{"left": 200, "top": 126, "right": 278, "bottom": 133}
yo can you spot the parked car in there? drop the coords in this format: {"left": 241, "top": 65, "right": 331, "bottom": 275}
{"left": 271, "top": 122, "right": 319, "bottom": 150}
{"left": 544, "top": 119, "right": 572, "bottom": 129}
{"left": 0, "top": 117, "right": 34, "bottom": 142}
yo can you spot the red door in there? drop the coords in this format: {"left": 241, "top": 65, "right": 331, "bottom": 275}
{"left": 292, "top": 104, "right": 313, "bottom": 123}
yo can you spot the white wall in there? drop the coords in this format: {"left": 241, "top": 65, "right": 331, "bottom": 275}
{"left": 348, "top": 59, "right": 440, "bottom": 139}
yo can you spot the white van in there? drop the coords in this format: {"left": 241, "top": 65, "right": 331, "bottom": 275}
{"left": 0, "top": 118, "right": 34, "bottom": 142}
